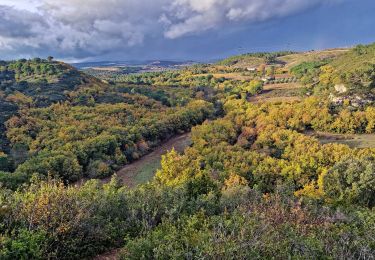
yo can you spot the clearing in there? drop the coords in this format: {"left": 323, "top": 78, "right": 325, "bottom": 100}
{"left": 103, "top": 133, "right": 191, "bottom": 187}
{"left": 306, "top": 131, "right": 375, "bottom": 148}
{"left": 75, "top": 133, "right": 191, "bottom": 188}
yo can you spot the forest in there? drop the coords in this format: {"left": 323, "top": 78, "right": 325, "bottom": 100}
{"left": 0, "top": 43, "right": 375, "bottom": 259}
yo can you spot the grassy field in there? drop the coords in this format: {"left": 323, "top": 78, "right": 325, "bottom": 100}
{"left": 109, "top": 133, "right": 191, "bottom": 187}
{"left": 307, "top": 131, "right": 375, "bottom": 148}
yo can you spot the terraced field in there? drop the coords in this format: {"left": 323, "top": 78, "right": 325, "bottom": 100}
{"left": 249, "top": 82, "right": 304, "bottom": 103}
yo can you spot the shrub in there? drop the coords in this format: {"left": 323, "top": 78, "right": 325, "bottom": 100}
{"left": 323, "top": 157, "right": 375, "bottom": 207}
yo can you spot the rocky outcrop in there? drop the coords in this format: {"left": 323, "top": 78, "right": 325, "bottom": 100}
{"left": 334, "top": 84, "right": 347, "bottom": 93}
{"left": 329, "top": 93, "right": 374, "bottom": 107}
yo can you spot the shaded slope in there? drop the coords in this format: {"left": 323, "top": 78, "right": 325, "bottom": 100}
{"left": 0, "top": 58, "right": 108, "bottom": 152}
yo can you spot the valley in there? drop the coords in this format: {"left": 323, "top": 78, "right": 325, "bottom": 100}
{"left": 1, "top": 0, "right": 374, "bottom": 258}
{"left": 1, "top": 43, "right": 375, "bottom": 259}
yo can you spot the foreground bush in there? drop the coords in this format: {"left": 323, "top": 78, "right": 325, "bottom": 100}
{"left": 1, "top": 175, "right": 374, "bottom": 259}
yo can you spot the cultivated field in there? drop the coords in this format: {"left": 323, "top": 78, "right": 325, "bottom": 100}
{"left": 249, "top": 82, "right": 304, "bottom": 103}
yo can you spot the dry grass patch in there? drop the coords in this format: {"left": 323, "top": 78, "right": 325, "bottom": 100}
{"left": 263, "top": 82, "right": 302, "bottom": 91}
{"left": 249, "top": 96, "right": 302, "bottom": 103}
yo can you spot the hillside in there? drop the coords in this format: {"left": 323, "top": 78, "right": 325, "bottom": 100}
{"left": 217, "top": 51, "right": 296, "bottom": 67}
{"left": 0, "top": 58, "right": 100, "bottom": 106}
{"left": 290, "top": 44, "right": 375, "bottom": 98}
{"left": 0, "top": 58, "right": 216, "bottom": 188}
{"left": 330, "top": 44, "right": 375, "bottom": 89}
{"left": 0, "top": 58, "right": 108, "bottom": 152}
{"left": 279, "top": 48, "right": 348, "bottom": 69}
{"left": 0, "top": 44, "right": 375, "bottom": 259}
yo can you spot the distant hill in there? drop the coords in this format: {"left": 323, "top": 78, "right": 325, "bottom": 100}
{"left": 72, "top": 60, "right": 198, "bottom": 69}
{"left": 217, "top": 51, "right": 296, "bottom": 67}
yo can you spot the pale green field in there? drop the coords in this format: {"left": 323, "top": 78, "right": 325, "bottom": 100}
{"left": 312, "top": 132, "right": 375, "bottom": 148}
{"left": 113, "top": 133, "right": 192, "bottom": 187}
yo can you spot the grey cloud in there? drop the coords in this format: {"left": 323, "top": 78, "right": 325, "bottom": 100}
{"left": 0, "top": 0, "right": 340, "bottom": 59}
{"left": 0, "top": 5, "right": 47, "bottom": 38}
{"left": 163, "top": 0, "right": 336, "bottom": 38}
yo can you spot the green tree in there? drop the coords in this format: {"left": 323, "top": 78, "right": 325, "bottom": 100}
{"left": 323, "top": 157, "right": 375, "bottom": 207}
{"left": 244, "top": 80, "right": 263, "bottom": 95}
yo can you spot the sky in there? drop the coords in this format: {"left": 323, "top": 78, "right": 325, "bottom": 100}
{"left": 0, "top": 0, "right": 374, "bottom": 62}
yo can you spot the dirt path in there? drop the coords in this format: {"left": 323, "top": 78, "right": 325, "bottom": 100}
{"left": 94, "top": 249, "right": 121, "bottom": 260}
